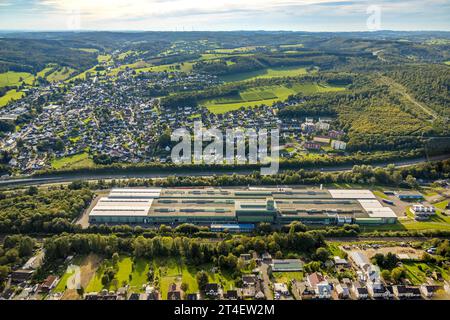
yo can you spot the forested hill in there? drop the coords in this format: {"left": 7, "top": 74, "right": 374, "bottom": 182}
{"left": 0, "top": 38, "right": 99, "bottom": 73}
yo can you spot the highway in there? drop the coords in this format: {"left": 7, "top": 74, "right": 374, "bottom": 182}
{"left": 0, "top": 154, "right": 448, "bottom": 188}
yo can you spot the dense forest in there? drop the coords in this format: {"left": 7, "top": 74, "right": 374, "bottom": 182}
{"left": 0, "top": 188, "right": 92, "bottom": 233}
{"left": 0, "top": 39, "right": 98, "bottom": 73}
{"left": 387, "top": 65, "right": 450, "bottom": 118}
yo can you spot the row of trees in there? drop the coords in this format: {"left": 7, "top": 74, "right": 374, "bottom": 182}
{"left": 43, "top": 229, "right": 326, "bottom": 264}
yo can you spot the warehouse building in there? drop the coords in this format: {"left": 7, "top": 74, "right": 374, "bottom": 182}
{"left": 88, "top": 187, "right": 398, "bottom": 226}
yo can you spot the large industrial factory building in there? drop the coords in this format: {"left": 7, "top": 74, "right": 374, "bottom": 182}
{"left": 88, "top": 187, "right": 398, "bottom": 228}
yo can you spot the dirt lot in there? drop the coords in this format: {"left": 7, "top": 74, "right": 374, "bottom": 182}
{"left": 342, "top": 245, "right": 424, "bottom": 260}
{"left": 61, "top": 254, "right": 102, "bottom": 300}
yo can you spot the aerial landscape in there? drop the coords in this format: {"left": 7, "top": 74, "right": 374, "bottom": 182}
{"left": 0, "top": 0, "right": 449, "bottom": 313}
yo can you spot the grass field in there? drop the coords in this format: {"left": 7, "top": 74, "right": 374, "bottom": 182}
{"left": 373, "top": 190, "right": 389, "bottom": 200}
{"left": 108, "top": 60, "right": 153, "bottom": 76}
{"left": 403, "top": 262, "right": 449, "bottom": 285}
{"left": 0, "top": 71, "right": 34, "bottom": 87}
{"left": 280, "top": 43, "right": 304, "bottom": 49}
{"left": 360, "top": 212, "right": 450, "bottom": 233}
{"left": 67, "top": 66, "right": 99, "bottom": 81}
{"left": 272, "top": 271, "right": 304, "bottom": 283}
{"left": 445, "top": 61, "right": 450, "bottom": 65}
{"left": 200, "top": 53, "right": 252, "bottom": 61}
{"left": 0, "top": 89, "right": 25, "bottom": 107}
{"left": 46, "top": 67, "right": 76, "bottom": 82}
{"left": 156, "top": 257, "right": 236, "bottom": 299}
{"left": 86, "top": 257, "right": 137, "bottom": 292}
{"left": 135, "top": 62, "right": 194, "bottom": 74}
{"left": 51, "top": 152, "right": 95, "bottom": 170}
{"left": 85, "top": 256, "right": 236, "bottom": 298}
{"left": 203, "top": 82, "right": 346, "bottom": 114}
{"left": 80, "top": 48, "right": 99, "bottom": 53}
{"left": 220, "top": 66, "right": 310, "bottom": 82}
{"left": 98, "top": 54, "right": 112, "bottom": 64}
{"left": 54, "top": 269, "right": 75, "bottom": 293}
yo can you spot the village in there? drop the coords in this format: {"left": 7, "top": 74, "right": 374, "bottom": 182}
{"left": 0, "top": 62, "right": 348, "bottom": 174}
{"left": 2, "top": 240, "right": 450, "bottom": 301}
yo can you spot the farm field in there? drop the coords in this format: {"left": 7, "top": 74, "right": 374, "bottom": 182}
{"left": 46, "top": 67, "right": 76, "bottom": 82}
{"left": 136, "top": 62, "right": 195, "bottom": 74}
{"left": 280, "top": 43, "right": 304, "bottom": 49}
{"left": 0, "top": 71, "right": 34, "bottom": 87}
{"left": 200, "top": 53, "right": 252, "bottom": 61}
{"left": 108, "top": 60, "right": 152, "bottom": 76}
{"left": 203, "top": 82, "right": 346, "bottom": 114}
{"left": 51, "top": 152, "right": 95, "bottom": 170}
{"left": 220, "top": 66, "right": 311, "bottom": 82}
{"left": 67, "top": 66, "right": 100, "bottom": 82}
{"left": 97, "top": 54, "right": 112, "bottom": 64}
{"left": 0, "top": 89, "right": 25, "bottom": 107}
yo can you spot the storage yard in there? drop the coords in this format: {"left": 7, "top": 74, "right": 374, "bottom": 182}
{"left": 88, "top": 187, "right": 398, "bottom": 227}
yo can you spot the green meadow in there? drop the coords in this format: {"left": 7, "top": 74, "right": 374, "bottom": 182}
{"left": 203, "top": 82, "right": 346, "bottom": 114}
{"left": 51, "top": 152, "right": 94, "bottom": 170}
{"left": 0, "top": 89, "right": 25, "bottom": 107}
{"left": 220, "top": 66, "right": 311, "bottom": 82}
{"left": 0, "top": 71, "right": 35, "bottom": 87}
{"left": 85, "top": 256, "right": 236, "bottom": 298}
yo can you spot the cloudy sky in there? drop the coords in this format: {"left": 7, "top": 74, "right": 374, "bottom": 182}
{"left": 0, "top": 0, "right": 449, "bottom": 31}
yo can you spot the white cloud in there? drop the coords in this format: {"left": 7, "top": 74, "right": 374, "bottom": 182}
{"left": 38, "top": 0, "right": 358, "bottom": 21}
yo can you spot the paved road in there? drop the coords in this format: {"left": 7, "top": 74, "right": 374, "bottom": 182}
{"left": 1, "top": 154, "right": 448, "bottom": 188}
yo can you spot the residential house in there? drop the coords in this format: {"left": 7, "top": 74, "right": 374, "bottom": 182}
{"left": 128, "top": 293, "right": 140, "bottom": 300}
{"left": 349, "top": 252, "right": 371, "bottom": 272}
{"left": 11, "top": 269, "right": 34, "bottom": 283}
{"left": 307, "top": 273, "right": 332, "bottom": 299}
{"left": 204, "top": 283, "right": 221, "bottom": 299}
{"left": 274, "top": 283, "right": 289, "bottom": 297}
{"left": 304, "top": 141, "right": 321, "bottom": 150}
{"left": 262, "top": 252, "right": 273, "bottom": 264}
{"left": 352, "top": 282, "right": 369, "bottom": 300}
{"left": 331, "top": 140, "right": 347, "bottom": 151}
{"left": 420, "top": 285, "right": 443, "bottom": 299}
{"left": 333, "top": 256, "right": 350, "bottom": 271}
{"left": 186, "top": 293, "right": 200, "bottom": 300}
{"left": 313, "top": 136, "right": 331, "bottom": 144}
{"left": 167, "top": 283, "right": 182, "bottom": 300}
{"left": 240, "top": 254, "right": 252, "bottom": 262}
{"left": 225, "top": 290, "right": 240, "bottom": 300}
{"left": 38, "top": 275, "right": 59, "bottom": 293}
{"left": 393, "top": 285, "right": 422, "bottom": 300}
{"left": 367, "top": 281, "right": 393, "bottom": 299}
{"left": 334, "top": 283, "right": 350, "bottom": 299}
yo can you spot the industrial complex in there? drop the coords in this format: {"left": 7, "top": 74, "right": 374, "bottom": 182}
{"left": 88, "top": 187, "right": 398, "bottom": 228}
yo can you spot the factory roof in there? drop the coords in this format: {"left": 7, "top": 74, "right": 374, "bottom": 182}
{"left": 329, "top": 189, "right": 376, "bottom": 199}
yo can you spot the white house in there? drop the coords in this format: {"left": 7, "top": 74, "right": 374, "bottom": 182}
{"left": 331, "top": 140, "right": 347, "bottom": 150}
{"left": 420, "top": 285, "right": 442, "bottom": 298}
{"left": 335, "top": 283, "right": 350, "bottom": 299}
